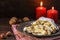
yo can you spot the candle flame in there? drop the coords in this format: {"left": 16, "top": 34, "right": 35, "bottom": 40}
{"left": 40, "top": 1, "right": 43, "bottom": 6}
{"left": 52, "top": 6, "right": 54, "bottom": 10}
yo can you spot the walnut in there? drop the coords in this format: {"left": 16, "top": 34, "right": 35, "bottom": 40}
{"left": 0, "top": 33, "right": 7, "bottom": 39}
{"left": 6, "top": 31, "right": 12, "bottom": 37}
{"left": 23, "top": 17, "right": 30, "bottom": 22}
{"left": 18, "top": 19, "right": 22, "bottom": 23}
{"left": 9, "top": 17, "right": 18, "bottom": 25}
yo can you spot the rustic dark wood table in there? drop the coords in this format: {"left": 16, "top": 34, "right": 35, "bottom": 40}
{"left": 0, "top": 18, "right": 16, "bottom": 40}
{"left": 0, "top": 18, "right": 60, "bottom": 40}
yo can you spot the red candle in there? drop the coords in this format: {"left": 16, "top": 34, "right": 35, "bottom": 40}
{"left": 36, "top": 1, "right": 46, "bottom": 19}
{"left": 47, "top": 6, "right": 58, "bottom": 23}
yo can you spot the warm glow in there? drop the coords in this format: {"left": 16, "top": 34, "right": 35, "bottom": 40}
{"left": 40, "top": 1, "right": 43, "bottom": 6}
{"left": 52, "top": 6, "right": 54, "bottom": 10}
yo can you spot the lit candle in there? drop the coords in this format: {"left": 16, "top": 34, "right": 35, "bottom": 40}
{"left": 47, "top": 6, "right": 58, "bottom": 23}
{"left": 36, "top": 1, "right": 46, "bottom": 19}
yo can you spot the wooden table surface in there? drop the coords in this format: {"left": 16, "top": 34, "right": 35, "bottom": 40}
{"left": 0, "top": 18, "right": 60, "bottom": 40}
{"left": 0, "top": 18, "right": 16, "bottom": 40}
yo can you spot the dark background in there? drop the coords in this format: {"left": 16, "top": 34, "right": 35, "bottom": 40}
{"left": 0, "top": 0, "right": 60, "bottom": 19}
